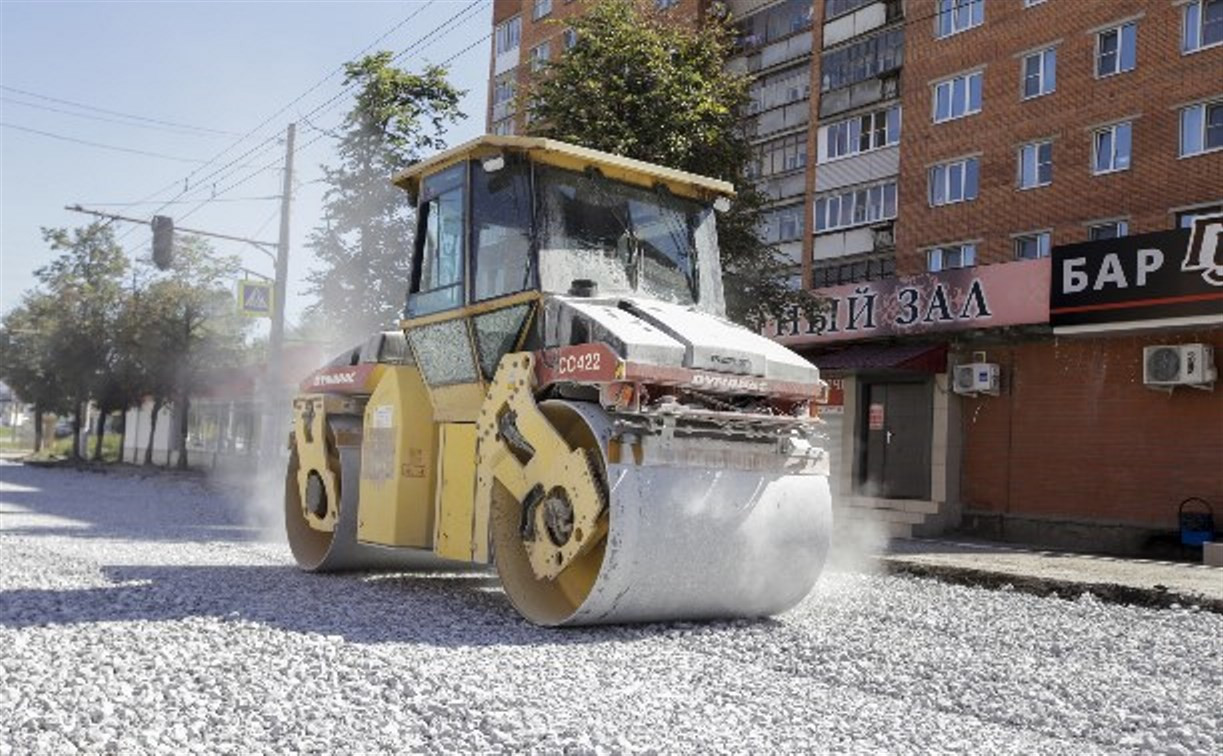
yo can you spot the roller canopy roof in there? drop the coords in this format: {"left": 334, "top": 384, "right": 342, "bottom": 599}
{"left": 392, "top": 135, "right": 736, "bottom": 203}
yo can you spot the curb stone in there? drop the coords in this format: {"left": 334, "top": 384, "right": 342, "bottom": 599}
{"left": 880, "top": 557, "right": 1223, "bottom": 614}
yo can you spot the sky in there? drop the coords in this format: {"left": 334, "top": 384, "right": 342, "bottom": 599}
{"left": 0, "top": 0, "right": 491, "bottom": 337}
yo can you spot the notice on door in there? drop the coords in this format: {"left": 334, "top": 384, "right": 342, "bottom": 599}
{"left": 868, "top": 403, "right": 885, "bottom": 430}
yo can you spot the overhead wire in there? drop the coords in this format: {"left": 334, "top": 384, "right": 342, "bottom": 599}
{"left": 1, "top": 122, "right": 224, "bottom": 164}
{"left": 113, "top": 0, "right": 442, "bottom": 241}
{"left": 249, "top": 204, "right": 284, "bottom": 240}
{"left": 1, "top": 96, "right": 237, "bottom": 137}
{"left": 0, "top": 84, "right": 242, "bottom": 137}
{"left": 169, "top": 0, "right": 492, "bottom": 228}
{"left": 119, "top": 1, "right": 491, "bottom": 251}
{"left": 77, "top": 196, "right": 280, "bottom": 207}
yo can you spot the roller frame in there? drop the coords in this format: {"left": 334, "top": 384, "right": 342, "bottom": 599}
{"left": 476, "top": 353, "right": 606, "bottom": 580}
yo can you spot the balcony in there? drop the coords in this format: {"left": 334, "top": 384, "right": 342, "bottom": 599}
{"left": 811, "top": 251, "right": 896, "bottom": 288}
{"left": 745, "top": 101, "right": 809, "bottom": 139}
{"left": 813, "top": 220, "right": 895, "bottom": 261}
{"left": 815, "top": 146, "right": 900, "bottom": 193}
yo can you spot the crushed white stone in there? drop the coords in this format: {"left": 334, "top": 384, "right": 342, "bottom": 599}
{"left": 1, "top": 460, "right": 1220, "bottom": 755}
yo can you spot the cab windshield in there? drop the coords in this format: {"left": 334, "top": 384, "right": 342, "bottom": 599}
{"left": 536, "top": 165, "right": 708, "bottom": 305}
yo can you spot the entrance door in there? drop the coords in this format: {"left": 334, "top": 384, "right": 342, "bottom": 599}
{"left": 861, "top": 381, "right": 931, "bottom": 499}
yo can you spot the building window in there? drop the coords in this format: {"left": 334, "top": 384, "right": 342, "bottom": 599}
{"left": 529, "top": 42, "right": 551, "bottom": 72}
{"left": 492, "top": 71, "right": 518, "bottom": 121}
{"left": 814, "top": 180, "right": 898, "bottom": 233}
{"left": 935, "top": 0, "right": 984, "bottom": 39}
{"left": 1180, "top": 100, "right": 1223, "bottom": 157}
{"left": 812, "top": 255, "right": 895, "bottom": 287}
{"left": 533, "top": 0, "right": 552, "bottom": 21}
{"left": 826, "top": 0, "right": 877, "bottom": 19}
{"left": 495, "top": 16, "right": 521, "bottom": 56}
{"left": 492, "top": 118, "right": 515, "bottom": 136}
{"left": 1177, "top": 205, "right": 1223, "bottom": 228}
{"left": 1097, "top": 23, "right": 1137, "bottom": 77}
{"left": 1023, "top": 0, "right": 1046, "bottom": 6}
{"left": 929, "top": 157, "right": 980, "bottom": 206}
{"left": 760, "top": 203, "right": 806, "bottom": 244}
{"left": 1014, "top": 232, "right": 1051, "bottom": 259}
{"left": 655, "top": 0, "right": 679, "bottom": 9}
{"left": 1183, "top": 0, "right": 1222, "bottom": 53}
{"left": 820, "top": 27, "right": 904, "bottom": 93}
{"left": 748, "top": 65, "right": 810, "bottom": 114}
{"left": 1092, "top": 122, "right": 1132, "bottom": 174}
{"left": 493, "top": 74, "right": 517, "bottom": 104}
{"left": 821, "top": 105, "right": 901, "bottom": 162}
{"left": 736, "top": 0, "right": 815, "bottom": 54}
{"left": 928, "top": 243, "right": 977, "bottom": 272}
{"left": 933, "top": 71, "right": 983, "bottom": 123}
{"left": 1022, "top": 47, "right": 1057, "bottom": 99}
{"left": 1017, "top": 140, "right": 1053, "bottom": 189}
{"left": 562, "top": 27, "right": 578, "bottom": 50}
{"left": 1088, "top": 220, "right": 1129, "bottom": 240}
{"left": 748, "top": 133, "right": 807, "bottom": 179}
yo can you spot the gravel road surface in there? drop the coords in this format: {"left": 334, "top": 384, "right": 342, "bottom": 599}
{"left": 2, "top": 460, "right": 1220, "bottom": 754}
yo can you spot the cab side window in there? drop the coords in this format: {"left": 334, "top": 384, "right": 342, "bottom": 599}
{"left": 408, "top": 163, "right": 466, "bottom": 316}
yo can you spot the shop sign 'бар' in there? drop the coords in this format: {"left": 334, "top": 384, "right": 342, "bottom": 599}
{"left": 1050, "top": 215, "right": 1223, "bottom": 330}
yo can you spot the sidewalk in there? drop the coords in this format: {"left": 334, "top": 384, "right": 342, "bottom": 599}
{"left": 878, "top": 537, "right": 1223, "bottom": 613}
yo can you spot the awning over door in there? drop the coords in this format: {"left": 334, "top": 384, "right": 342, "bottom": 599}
{"left": 806, "top": 343, "right": 947, "bottom": 373}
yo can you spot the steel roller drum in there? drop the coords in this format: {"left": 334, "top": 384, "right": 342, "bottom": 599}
{"left": 493, "top": 401, "right": 833, "bottom": 626}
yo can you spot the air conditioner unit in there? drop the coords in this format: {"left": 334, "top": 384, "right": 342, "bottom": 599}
{"left": 881, "top": 73, "right": 901, "bottom": 99}
{"left": 871, "top": 224, "right": 895, "bottom": 249}
{"left": 953, "top": 362, "right": 1000, "bottom": 396}
{"left": 1143, "top": 344, "right": 1216, "bottom": 391}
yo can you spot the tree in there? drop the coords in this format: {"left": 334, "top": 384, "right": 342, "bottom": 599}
{"left": 132, "top": 235, "right": 246, "bottom": 469}
{"left": 113, "top": 273, "right": 175, "bottom": 465}
{"left": 0, "top": 295, "right": 70, "bottom": 453}
{"left": 525, "top": 0, "right": 818, "bottom": 327}
{"left": 33, "top": 223, "right": 129, "bottom": 459}
{"left": 306, "top": 52, "right": 466, "bottom": 340}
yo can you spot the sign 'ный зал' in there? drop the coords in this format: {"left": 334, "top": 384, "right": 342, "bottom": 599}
{"left": 772, "top": 258, "right": 1051, "bottom": 346}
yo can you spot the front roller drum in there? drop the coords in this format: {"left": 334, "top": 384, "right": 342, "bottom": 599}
{"left": 491, "top": 401, "right": 832, "bottom": 626}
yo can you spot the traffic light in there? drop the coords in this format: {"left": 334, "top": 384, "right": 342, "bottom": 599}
{"left": 151, "top": 215, "right": 174, "bottom": 270}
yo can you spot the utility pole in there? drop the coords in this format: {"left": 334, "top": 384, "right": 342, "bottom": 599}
{"left": 263, "top": 123, "right": 295, "bottom": 460}
{"left": 270, "top": 123, "right": 294, "bottom": 370}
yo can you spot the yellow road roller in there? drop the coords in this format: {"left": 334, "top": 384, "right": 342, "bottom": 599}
{"left": 286, "top": 136, "right": 832, "bottom": 626}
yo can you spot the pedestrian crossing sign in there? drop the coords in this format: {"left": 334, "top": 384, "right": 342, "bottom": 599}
{"left": 238, "top": 280, "right": 273, "bottom": 318}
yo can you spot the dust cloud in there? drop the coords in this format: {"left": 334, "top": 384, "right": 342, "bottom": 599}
{"left": 209, "top": 457, "right": 290, "bottom": 544}
{"left": 824, "top": 480, "right": 891, "bottom": 576}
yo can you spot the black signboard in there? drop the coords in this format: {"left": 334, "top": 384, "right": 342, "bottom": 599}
{"left": 1050, "top": 217, "right": 1223, "bottom": 328}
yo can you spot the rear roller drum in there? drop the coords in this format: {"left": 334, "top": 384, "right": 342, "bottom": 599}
{"left": 285, "top": 415, "right": 442, "bottom": 573}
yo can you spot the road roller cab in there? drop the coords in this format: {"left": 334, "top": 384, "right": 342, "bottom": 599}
{"left": 287, "top": 136, "right": 832, "bottom": 626}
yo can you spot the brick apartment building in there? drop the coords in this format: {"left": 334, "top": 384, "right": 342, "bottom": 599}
{"left": 485, "top": 0, "right": 1223, "bottom": 553}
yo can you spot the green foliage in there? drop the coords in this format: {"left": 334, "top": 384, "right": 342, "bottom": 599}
{"left": 526, "top": 0, "right": 819, "bottom": 327}
{"left": 27, "top": 224, "right": 131, "bottom": 457}
{"left": 36, "top": 225, "right": 130, "bottom": 414}
{"left": 0, "top": 294, "right": 70, "bottom": 418}
{"left": 126, "top": 235, "right": 247, "bottom": 468}
{"left": 306, "top": 52, "right": 466, "bottom": 340}
{"left": 0, "top": 222, "right": 247, "bottom": 464}
{"left": 129, "top": 235, "right": 246, "bottom": 401}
